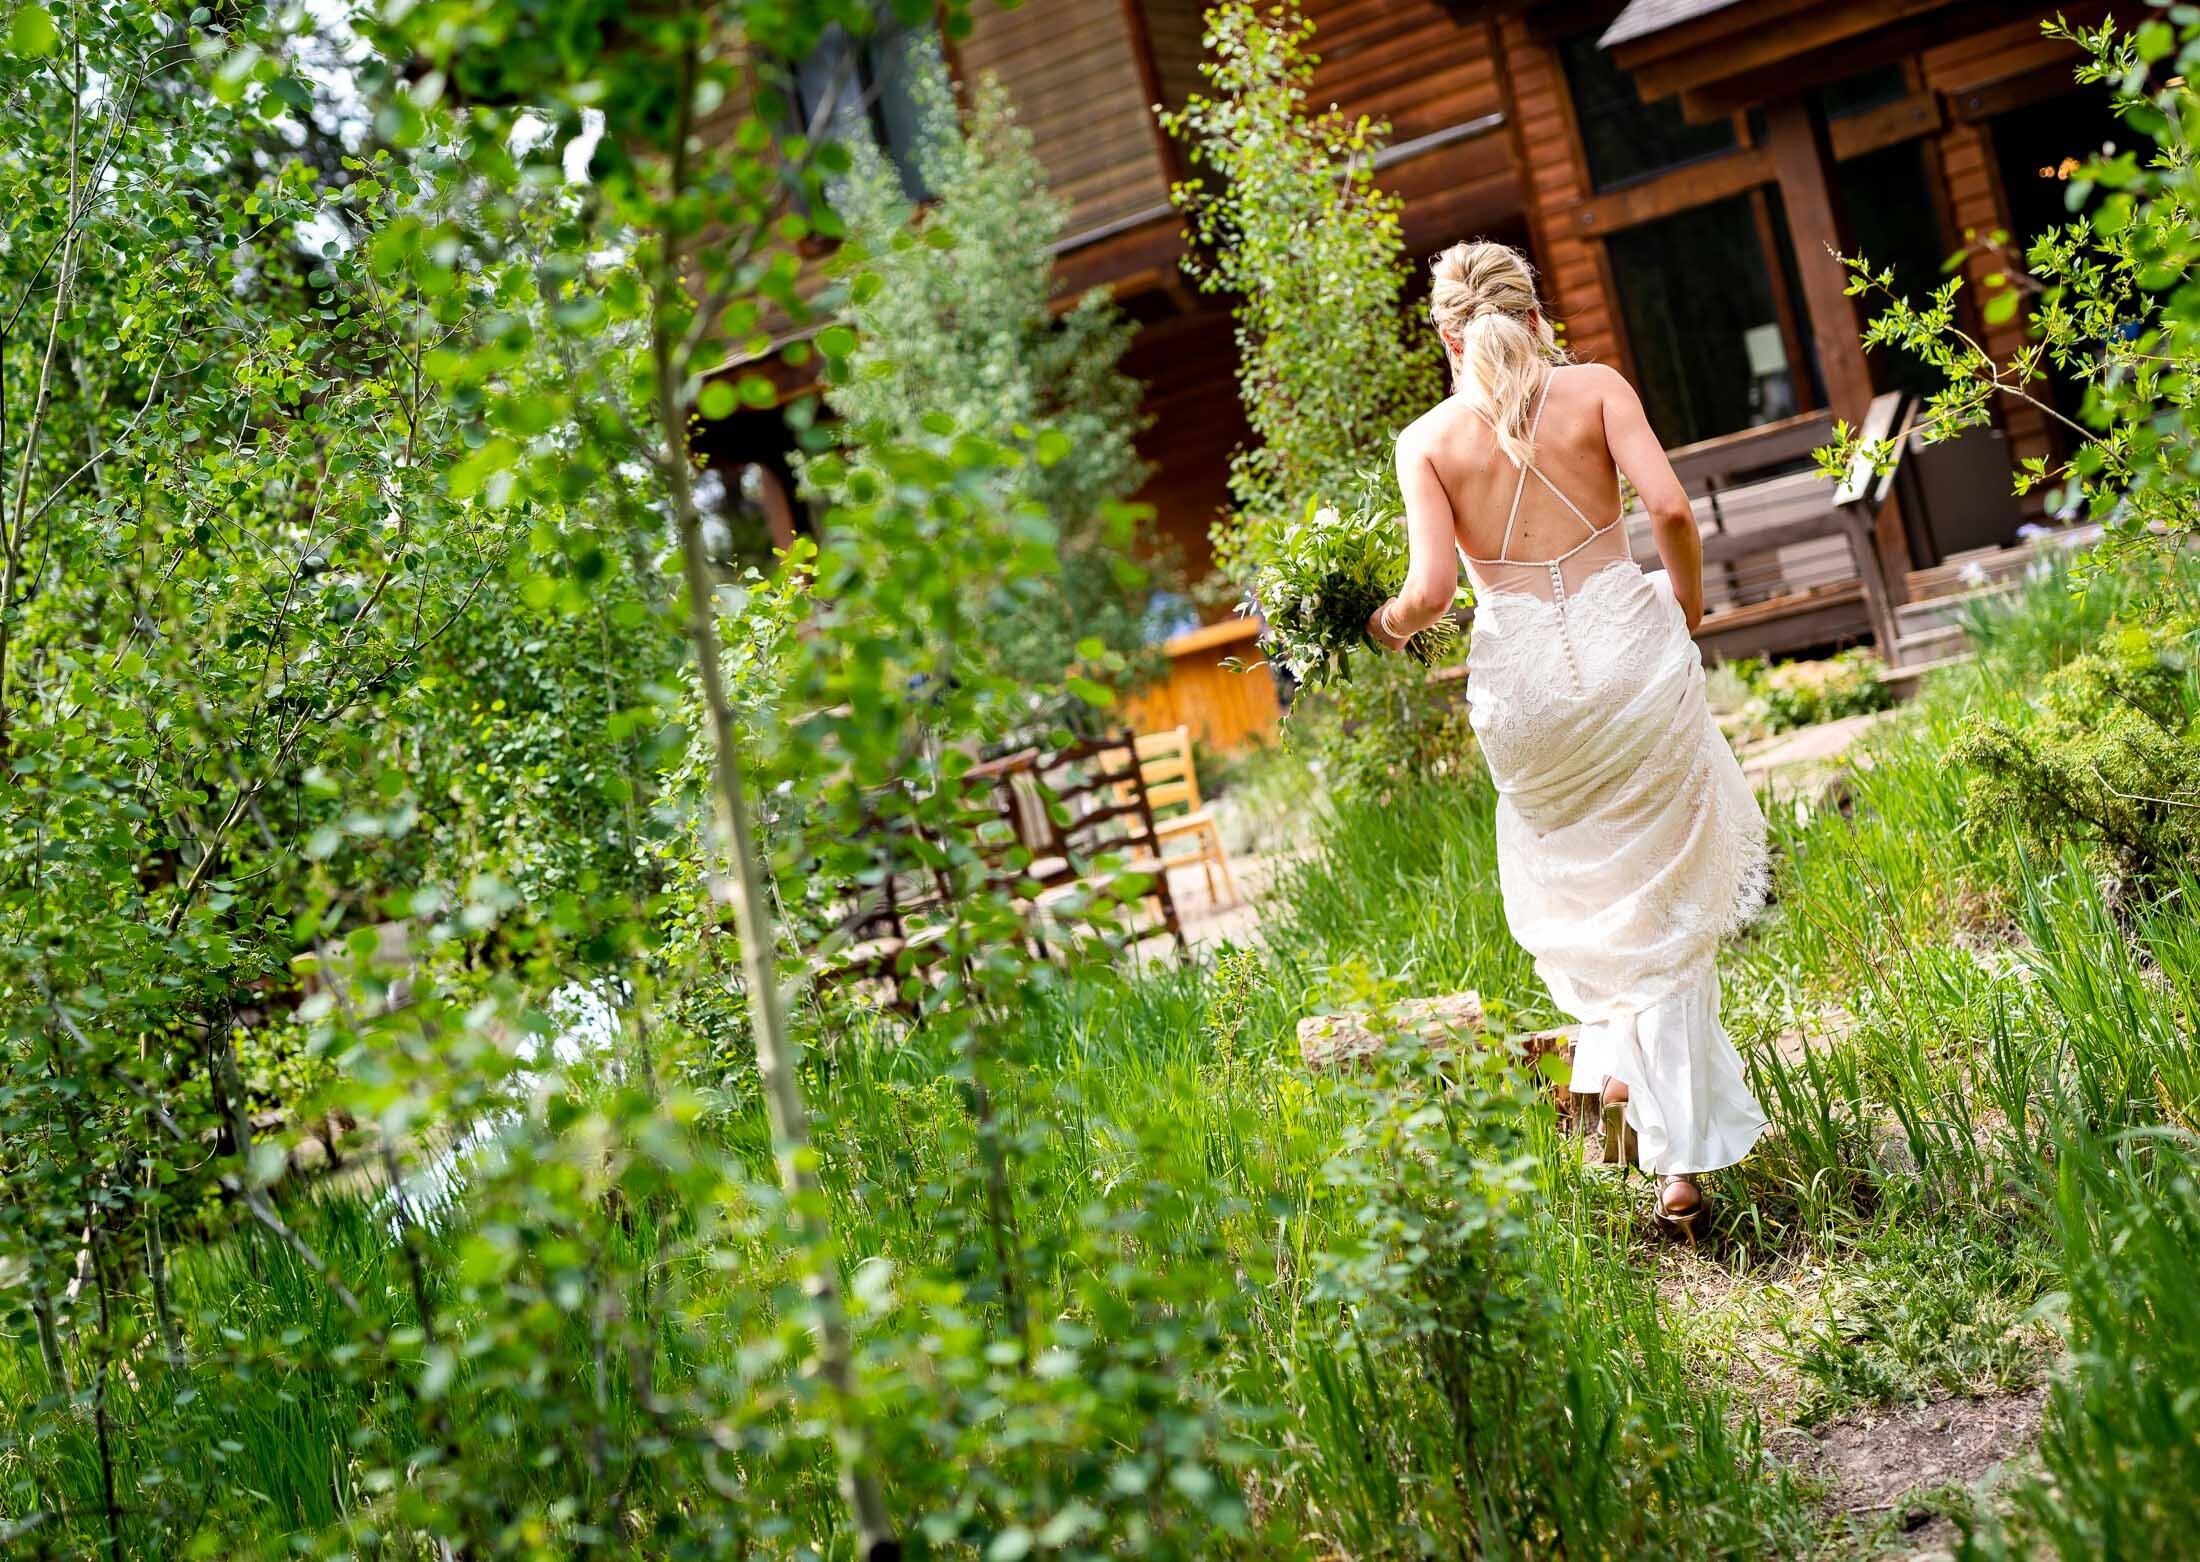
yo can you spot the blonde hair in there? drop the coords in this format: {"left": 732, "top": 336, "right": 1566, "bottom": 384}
{"left": 1429, "top": 240, "right": 1566, "bottom": 468}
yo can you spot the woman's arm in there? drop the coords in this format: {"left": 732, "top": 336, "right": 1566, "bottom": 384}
{"left": 1368, "top": 430, "right": 1460, "bottom": 651}
{"left": 1598, "top": 366, "right": 1703, "bottom": 631}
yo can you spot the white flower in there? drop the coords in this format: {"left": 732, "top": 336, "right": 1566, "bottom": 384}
{"left": 1313, "top": 506, "right": 1341, "bottom": 528}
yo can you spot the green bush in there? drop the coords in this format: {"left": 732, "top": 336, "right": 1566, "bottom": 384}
{"left": 1161, "top": 0, "right": 1444, "bottom": 589}
{"left": 1732, "top": 648, "right": 1897, "bottom": 735}
{"left": 1955, "top": 617, "right": 2200, "bottom": 887}
{"left": 1966, "top": 1142, "right": 2200, "bottom": 1560}
{"left": 823, "top": 49, "right": 1162, "bottom": 689}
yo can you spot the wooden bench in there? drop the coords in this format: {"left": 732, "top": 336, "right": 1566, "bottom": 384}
{"left": 1620, "top": 394, "right": 1911, "bottom": 663}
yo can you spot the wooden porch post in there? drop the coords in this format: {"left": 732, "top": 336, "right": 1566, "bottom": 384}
{"left": 1763, "top": 95, "right": 1914, "bottom": 594}
{"left": 752, "top": 461, "right": 798, "bottom": 554}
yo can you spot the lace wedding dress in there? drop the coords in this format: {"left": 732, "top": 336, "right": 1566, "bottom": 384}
{"left": 1462, "top": 378, "right": 1770, "bottom": 1175}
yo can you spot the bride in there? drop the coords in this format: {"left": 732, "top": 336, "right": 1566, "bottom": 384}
{"left": 1366, "top": 239, "right": 1770, "bottom": 1233}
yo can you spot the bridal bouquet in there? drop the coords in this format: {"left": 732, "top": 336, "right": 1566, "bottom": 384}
{"left": 1243, "top": 490, "right": 1460, "bottom": 690}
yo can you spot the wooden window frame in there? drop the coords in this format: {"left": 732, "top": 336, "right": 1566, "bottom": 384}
{"left": 1568, "top": 81, "right": 1943, "bottom": 422}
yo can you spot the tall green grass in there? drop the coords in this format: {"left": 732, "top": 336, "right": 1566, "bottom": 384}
{"left": 10, "top": 551, "right": 2200, "bottom": 1557}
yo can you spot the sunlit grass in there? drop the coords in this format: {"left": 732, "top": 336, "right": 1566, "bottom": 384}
{"left": 8, "top": 554, "right": 2200, "bottom": 1556}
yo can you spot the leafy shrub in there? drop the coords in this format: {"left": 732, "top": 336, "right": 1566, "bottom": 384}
{"left": 1955, "top": 617, "right": 2200, "bottom": 887}
{"left": 824, "top": 52, "right": 1162, "bottom": 691}
{"left": 1161, "top": 0, "right": 1444, "bottom": 588}
{"left": 1287, "top": 655, "right": 1478, "bottom": 808}
{"left": 1731, "top": 649, "right": 1897, "bottom": 735}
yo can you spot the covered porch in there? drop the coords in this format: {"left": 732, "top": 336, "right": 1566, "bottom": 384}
{"left": 1470, "top": 0, "right": 2115, "bottom": 664}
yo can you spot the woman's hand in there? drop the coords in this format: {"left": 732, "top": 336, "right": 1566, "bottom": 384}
{"left": 1367, "top": 598, "right": 1410, "bottom": 652}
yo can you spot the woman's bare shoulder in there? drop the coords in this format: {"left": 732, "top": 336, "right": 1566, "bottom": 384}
{"left": 1556, "top": 360, "right": 1637, "bottom": 406}
{"left": 1555, "top": 360, "right": 1627, "bottom": 390}
{"left": 1397, "top": 394, "right": 1475, "bottom": 455}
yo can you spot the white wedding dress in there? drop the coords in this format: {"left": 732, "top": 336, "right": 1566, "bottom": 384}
{"left": 1461, "top": 378, "right": 1769, "bottom": 1175}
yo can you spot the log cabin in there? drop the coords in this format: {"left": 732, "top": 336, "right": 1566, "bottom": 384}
{"left": 701, "top": 0, "right": 2125, "bottom": 747}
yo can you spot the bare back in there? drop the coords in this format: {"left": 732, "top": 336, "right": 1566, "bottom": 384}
{"left": 1390, "top": 360, "right": 1702, "bottom": 623}
{"left": 1425, "top": 365, "right": 1622, "bottom": 560}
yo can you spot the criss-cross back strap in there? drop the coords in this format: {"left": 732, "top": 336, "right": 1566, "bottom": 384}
{"left": 1525, "top": 459, "right": 1608, "bottom": 539}
{"left": 1492, "top": 373, "right": 1555, "bottom": 564}
{"left": 1464, "top": 370, "right": 1626, "bottom": 569}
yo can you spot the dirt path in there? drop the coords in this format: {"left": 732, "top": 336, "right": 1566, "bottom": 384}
{"left": 1795, "top": 1386, "right": 2048, "bottom": 1558}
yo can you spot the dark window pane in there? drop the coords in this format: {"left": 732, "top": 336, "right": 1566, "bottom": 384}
{"left": 1815, "top": 64, "right": 1909, "bottom": 120}
{"left": 790, "top": 22, "right": 934, "bottom": 202}
{"left": 1836, "top": 142, "right": 1946, "bottom": 397}
{"left": 1606, "top": 193, "right": 1799, "bottom": 448}
{"left": 1561, "top": 33, "right": 1736, "bottom": 191}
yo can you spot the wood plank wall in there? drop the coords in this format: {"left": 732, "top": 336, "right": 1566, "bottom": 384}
{"left": 1122, "top": 309, "right": 1248, "bottom": 590}
{"left": 1494, "top": 17, "right": 1625, "bottom": 369}
{"left": 1301, "top": 1, "right": 1522, "bottom": 255}
{"left": 1122, "top": 619, "right": 1282, "bottom": 752}
{"left": 960, "top": 0, "right": 1173, "bottom": 238}
{"left": 1302, "top": 0, "right": 1501, "bottom": 141}
{"left": 1144, "top": 0, "right": 1209, "bottom": 122}
{"left": 1931, "top": 118, "right": 2049, "bottom": 466}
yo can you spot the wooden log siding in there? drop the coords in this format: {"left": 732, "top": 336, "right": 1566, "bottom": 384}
{"left": 1302, "top": 0, "right": 1506, "bottom": 143}
{"left": 1932, "top": 118, "right": 2051, "bottom": 472}
{"left": 1496, "top": 17, "right": 1626, "bottom": 370}
{"left": 1142, "top": 0, "right": 1209, "bottom": 121}
{"left": 1126, "top": 319, "right": 1248, "bottom": 585}
{"left": 959, "top": 0, "right": 1174, "bottom": 240}
{"left": 1122, "top": 618, "right": 1282, "bottom": 752}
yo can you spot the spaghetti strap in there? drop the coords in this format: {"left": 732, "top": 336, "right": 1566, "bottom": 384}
{"left": 1492, "top": 374, "right": 1554, "bottom": 564}
{"left": 1525, "top": 461, "right": 1608, "bottom": 537}
{"left": 1462, "top": 369, "right": 1627, "bottom": 569}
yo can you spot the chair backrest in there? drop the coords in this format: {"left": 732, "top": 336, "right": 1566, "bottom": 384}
{"left": 1127, "top": 725, "right": 1201, "bottom": 818}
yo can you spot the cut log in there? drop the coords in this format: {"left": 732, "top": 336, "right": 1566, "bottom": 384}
{"left": 1295, "top": 990, "right": 1580, "bottom": 1110}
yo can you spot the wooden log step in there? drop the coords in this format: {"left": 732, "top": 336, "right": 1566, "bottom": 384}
{"left": 1296, "top": 990, "right": 1579, "bottom": 1108}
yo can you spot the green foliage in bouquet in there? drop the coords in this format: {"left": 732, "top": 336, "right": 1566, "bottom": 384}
{"left": 1246, "top": 488, "right": 1461, "bottom": 692}
{"left": 1955, "top": 616, "right": 2200, "bottom": 889}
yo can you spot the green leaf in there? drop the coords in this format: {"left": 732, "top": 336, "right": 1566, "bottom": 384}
{"left": 269, "top": 76, "right": 313, "bottom": 112}
{"left": 9, "top": 2, "right": 56, "bottom": 56}
{"left": 1066, "top": 675, "right": 1115, "bottom": 709}
{"left": 1983, "top": 289, "right": 2021, "bottom": 326}
{"left": 419, "top": 1345, "right": 455, "bottom": 1401}
{"left": 698, "top": 381, "right": 737, "bottom": 419}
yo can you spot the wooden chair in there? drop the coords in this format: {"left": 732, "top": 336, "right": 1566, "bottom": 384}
{"left": 1012, "top": 734, "right": 1187, "bottom": 956}
{"left": 1116, "top": 725, "right": 1239, "bottom": 910}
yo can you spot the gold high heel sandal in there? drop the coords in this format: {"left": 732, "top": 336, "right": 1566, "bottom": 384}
{"left": 1655, "top": 1174, "right": 1708, "bottom": 1238}
{"left": 1592, "top": 1088, "right": 1637, "bottom": 1169}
